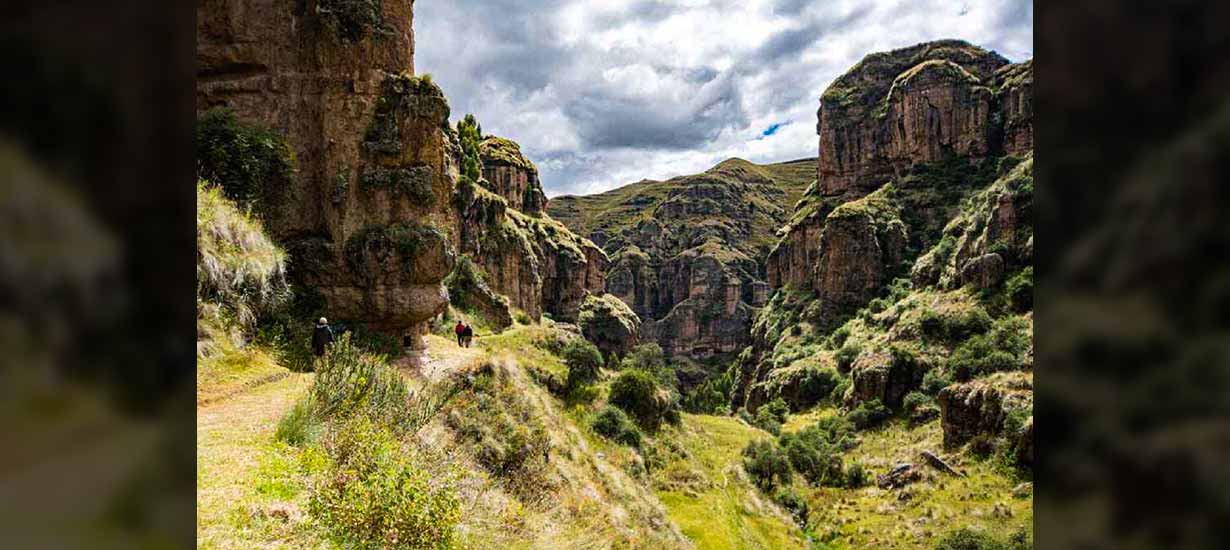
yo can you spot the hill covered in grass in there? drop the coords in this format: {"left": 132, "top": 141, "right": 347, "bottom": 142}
{"left": 547, "top": 158, "right": 816, "bottom": 366}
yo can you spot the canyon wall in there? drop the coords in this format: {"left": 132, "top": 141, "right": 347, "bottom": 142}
{"left": 455, "top": 135, "right": 607, "bottom": 323}
{"left": 198, "top": 0, "right": 457, "bottom": 352}
{"left": 549, "top": 159, "right": 813, "bottom": 360}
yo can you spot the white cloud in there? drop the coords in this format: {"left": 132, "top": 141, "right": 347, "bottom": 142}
{"left": 416, "top": 0, "right": 1033, "bottom": 197}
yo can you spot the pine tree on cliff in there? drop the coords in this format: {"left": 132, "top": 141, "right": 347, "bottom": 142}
{"left": 458, "top": 114, "right": 483, "bottom": 183}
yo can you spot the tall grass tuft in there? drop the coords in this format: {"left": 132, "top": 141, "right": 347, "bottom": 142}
{"left": 197, "top": 181, "right": 288, "bottom": 336}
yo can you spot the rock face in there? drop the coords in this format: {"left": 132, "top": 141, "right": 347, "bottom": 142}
{"left": 734, "top": 40, "right": 1033, "bottom": 411}
{"left": 936, "top": 373, "right": 1033, "bottom": 449}
{"left": 578, "top": 293, "right": 642, "bottom": 358}
{"left": 549, "top": 158, "right": 815, "bottom": 358}
{"left": 198, "top": 0, "right": 459, "bottom": 350}
{"left": 769, "top": 40, "right": 1033, "bottom": 296}
{"left": 479, "top": 136, "right": 548, "bottom": 215}
{"left": 847, "top": 351, "right": 923, "bottom": 409}
{"left": 454, "top": 139, "right": 607, "bottom": 323}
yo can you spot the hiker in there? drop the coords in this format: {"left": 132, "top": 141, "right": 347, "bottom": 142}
{"left": 454, "top": 320, "right": 466, "bottom": 347}
{"left": 462, "top": 323, "right": 474, "bottom": 348}
{"left": 312, "top": 317, "right": 334, "bottom": 357}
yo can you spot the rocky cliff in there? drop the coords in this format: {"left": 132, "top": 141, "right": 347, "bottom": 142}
{"left": 734, "top": 40, "right": 1034, "bottom": 419}
{"left": 453, "top": 134, "right": 606, "bottom": 323}
{"left": 198, "top": 0, "right": 460, "bottom": 355}
{"left": 549, "top": 159, "right": 814, "bottom": 360}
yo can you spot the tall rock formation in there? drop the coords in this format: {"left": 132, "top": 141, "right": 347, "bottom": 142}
{"left": 454, "top": 135, "right": 607, "bottom": 323}
{"left": 197, "top": 0, "right": 458, "bottom": 354}
{"left": 734, "top": 40, "right": 1033, "bottom": 411}
{"left": 767, "top": 40, "right": 1032, "bottom": 304}
{"left": 549, "top": 159, "right": 814, "bottom": 360}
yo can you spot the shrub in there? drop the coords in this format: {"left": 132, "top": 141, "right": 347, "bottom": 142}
{"left": 902, "top": 391, "right": 933, "bottom": 413}
{"left": 311, "top": 334, "right": 409, "bottom": 424}
{"left": 827, "top": 325, "right": 851, "bottom": 349}
{"left": 562, "top": 338, "right": 603, "bottom": 390}
{"left": 934, "top": 527, "right": 1028, "bottom": 550}
{"left": 829, "top": 377, "right": 851, "bottom": 402}
{"left": 308, "top": 416, "right": 460, "bottom": 549}
{"left": 446, "top": 371, "right": 551, "bottom": 486}
{"left": 799, "top": 366, "right": 840, "bottom": 404}
{"left": 754, "top": 408, "right": 783, "bottom": 436}
{"left": 922, "top": 369, "right": 952, "bottom": 396}
{"left": 847, "top": 399, "right": 890, "bottom": 430}
{"left": 845, "top": 462, "right": 869, "bottom": 488}
{"left": 591, "top": 405, "right": 642, "bottom": 447}
{"left": 737, "top": 407, "right": 755, "bottom": 425}
{"left": 779, "top": 432, "right": 842, "bottom": 486}
{"left": 609, "top": 369, "right": 667, "bottom": 430}
{"left": 742, "top": 440, "right": 792, "bottom": 490}
{"left": 761, "top": 397, "right": 791, "bottom": 423}
{"left": 835, "top": 342, "right": 861, "bottom": 371}
{"left": 1005, "top": 267, "right": 1033, "bottom": 313}
{"left": 276, "top": 394, "right": 323, "bottom": 446}
{"left": 513, "top": 310, "right": 532, "bottom": 325}
{"left": 945, "top": 316, "right": 1031, "bottom": 380}
{"left": 773, "top": 487, "right": 810, "bottom": 527}
{"left": 196, "top": 109, "right": 295, "bottom": 210}
{"left": 919, "top": 306, "right": 993, "bottom": 344}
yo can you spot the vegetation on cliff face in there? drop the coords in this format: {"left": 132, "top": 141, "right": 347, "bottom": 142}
{"left": 196, "top": 108, "right": 296, "bottom": 215}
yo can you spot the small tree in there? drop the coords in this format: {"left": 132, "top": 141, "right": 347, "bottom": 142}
{"left": 562, "top": 338, "right": 603, "bottom": 390}
{"left": 457, "top": 114, "right": 483, "bottom": 183}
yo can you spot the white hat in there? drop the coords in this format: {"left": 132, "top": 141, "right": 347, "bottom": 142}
{"left": 319, "top": 317, "right": 328, "bottom": 324}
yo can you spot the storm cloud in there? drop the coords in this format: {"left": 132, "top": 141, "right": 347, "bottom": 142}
{"left": 416, "top": 1, "right": 1033, "bottom": 196}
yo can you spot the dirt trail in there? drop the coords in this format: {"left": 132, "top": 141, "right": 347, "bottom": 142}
{"left": 396, "top": 334, "right": 486, "bottom": 383}
{"left": 197, "top": 374, "right": 312, "bottom": 548}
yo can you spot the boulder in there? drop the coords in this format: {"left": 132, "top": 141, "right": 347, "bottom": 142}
{"left": 959, "top": 253, "right": 1005, "bottom": 289}
{"left": 578, "top": 293, "right": 642, "bottom": 358}
{"left": 877, "top": 463, "right": 923, "bottom": 489}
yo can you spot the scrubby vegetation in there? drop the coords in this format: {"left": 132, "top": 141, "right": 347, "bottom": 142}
{"left": 196, "top": 109, "right": 296, "bottom": 213}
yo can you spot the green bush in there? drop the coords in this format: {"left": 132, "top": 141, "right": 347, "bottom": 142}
{"left": 310, "top": 334, "right": 408, "bottom": 423}
{"left": 779, "top": 432, "right": 842, "bottom": 486}
{"left": 591, "top": 405, "right": 642, "bottom": 447}
{"left": 836, "top": 342, "right": 862, "bottom": 371}
{"left": 562, "top": 338, "right": 603, "bottom": 390}
{"left": 945, "top": 316, "right": 1031, "bottom": 380}
{"left": 754, "top": 407, "right": 783, "bottom": 436}
{"left": 609, "top": 369, "right": 667, "bottom": 429}
{"left": 737, "top": 407, "right": 755, "bottom": 425}
{"left": 457, "top": 114, "right": 482, "bottom": 183}
{"left": 919, "top": 306, "right": 993, "bottom": 344}
{"left": 773, "top": 487, "right": 810, "bottom": 527}
{"left": 827, "top": 324, "right": 851, "bottom": 349}
{"left": 276, "top": 394, "right": 323, "bottom": 446}
{"left": 847, "top": 399, "right": 891, "bottom": 430}
{"left": 845, "top": 462, "right": 869, "bottom": 488}
{"left": 196, "top": 108, "right": 295, "bottom": 210}
{"left": 308, "top": 416, "right": 460, "bottom": 549}
{"left": 902, "top": 391, "right": 933, "bottom": 413}
{"left": 829, "top": 377, "right": 851, "bottom": 402}
{"left": 934, "top": 527, "right": 1032, "bottom": 550}
{"left": 742, "top": 440, "right": 792, "bottom": 490}
{"left": 799, "top": 367, "right": 840, "bottom": 405}
{"left": 761, "top": 397, "right": 790, "bottom": 423}
{"left": 445, "top": 371, "right": 550, "bottom": 485}
{"left": 1005, "top": 267, "right": 1033, "bottom": 313}
{"left": 922, "top": 369, "right": 952, "bottom": 396}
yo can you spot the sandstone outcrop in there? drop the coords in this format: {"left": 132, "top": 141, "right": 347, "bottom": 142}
{"left": 198, "top": 0, "right": 458, "bottom": 351}
{"left": 452, "top": 131, "right": 606, "bottom": 324}
{"left": 549, "top": 158, "right": 814, "bottom": 358}
{"left": 735, "top": 40, "right": 1033, "bottom": 411}
{"left": 936, "top": 373, "right": 1033, "bottom": 449}
{"left": 578, "top": 293, "right": 642, "bottom": 358}
{"left": 847, "top": 350, "right": 923, "bottom": 409}
{"left": 479, "top": 136, "right": 548, "bottom": 215}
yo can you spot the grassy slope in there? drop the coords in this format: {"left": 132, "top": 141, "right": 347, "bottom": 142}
{"left": 783, "top": 406, "right": 1032, "bottom": 549}
{"left": 657, "top": 414, "right": 806, "bottom": 550}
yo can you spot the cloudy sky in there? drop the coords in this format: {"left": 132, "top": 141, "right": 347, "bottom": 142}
{"left": 416, "top": 0, "right": 1033, "bottom": 197}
